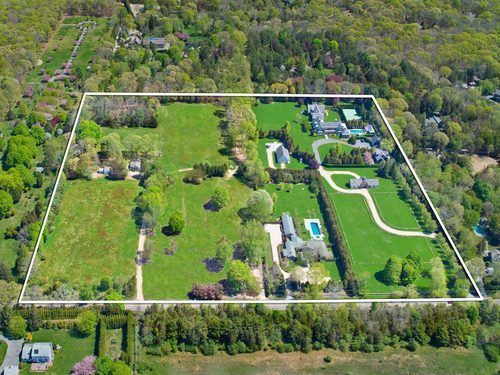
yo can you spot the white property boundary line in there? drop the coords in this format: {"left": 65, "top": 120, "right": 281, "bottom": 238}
{"left": 19, "top": 93, "right": 483, "bottom": 305}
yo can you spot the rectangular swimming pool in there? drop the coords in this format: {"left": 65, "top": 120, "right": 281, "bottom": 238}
{"left": 349, "top": 129, "right": 365, "bottom": 135}
{"left": 310, "top": 222, "right": 321, "bottom": 236}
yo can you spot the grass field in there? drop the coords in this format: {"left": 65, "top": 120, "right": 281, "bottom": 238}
{"left": 327, "top": 189, "right": 436, "bottom": 296}
{"left": 143, "top": 175, "right": 254, "bottom": 299}
{"left": 20, "top": 329, "right": 95, "bottom": 375}
{"left": 141, "top": 347, "right": 497, "bottom": 375}
{"left": 103, "top": 103, "right": 228, "bottom": 172}
{"left": 32, "top": 178, "right": 140, "bottom": 289}
{"left": 316, "top": 140, "right": 355, "bottom": 162}
{"left": 328, "top": 166, "right": 422, "bottom": 231}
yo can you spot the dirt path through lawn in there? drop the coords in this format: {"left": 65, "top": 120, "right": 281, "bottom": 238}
{"left": 136, "top": 225, "right": 146, "bottom": 301}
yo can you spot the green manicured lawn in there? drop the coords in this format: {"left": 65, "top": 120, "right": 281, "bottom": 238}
{"left": 33, "top": 178, "right": 140, "bottom": 289}
{"left": 0, "top": 340, "right": 6, "bottom": 365}
{"left": 328, "top": 166, "right": 422, "bottom": 231}
{"left": 316, "top": 140, "right": 354, "bottom": 162}
{"left": 328, "top": 190, "right": 436, "bottom": 296}
{"left": 143, "top": 175, "right": 253, "bottom": 299}
{"left": 257, "top": 138, "right": 308, "bottom": 170}
{"left": 104, "top": 103, "right": 228, "bottom": 172}
{"left": 253, "top": 101, "right": 325, "bottom": 155}
{"left": 142, "top": 347, "right": 497, "bottom": 375}
{"left": 21, "top": 329, "right": 95, "bottom": 375}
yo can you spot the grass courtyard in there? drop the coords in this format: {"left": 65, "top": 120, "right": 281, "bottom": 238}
{"left": 32, "top": 179, "right": 140, "bottom": 289}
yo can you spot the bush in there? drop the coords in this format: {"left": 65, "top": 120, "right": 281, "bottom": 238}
{"left": 323, "top": 354, "right": 333, "bottom": 363}
{"left": 97, "top": 319, "right": 106, "bottom": 357}
{"left": 76, "top": 310, "right": 98, "bottom": 337}
{"left": 7, "top": 315, "right": 27, "bottom": 339}
{"left": 483, "top": 343, "right": 498, "bottom": 363}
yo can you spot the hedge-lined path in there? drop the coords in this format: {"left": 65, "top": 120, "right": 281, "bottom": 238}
{"left": 319, "top": 168, "right": 435, "bottom": 238}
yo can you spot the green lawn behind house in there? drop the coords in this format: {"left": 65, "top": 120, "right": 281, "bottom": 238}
{"left": 21, "top": 329, "right": 95, "bottom": 375}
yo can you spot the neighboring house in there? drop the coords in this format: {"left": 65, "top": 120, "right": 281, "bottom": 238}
{"left": 364, "top": 124, "right": 375, "bottom": 134}
{"left": 369, "top": 135, "right": 380, "bottom": 147}
{"left": 321, "top": 121, "right": 346, "bottom": 135}
{"left": 129, "top": 159, "right": 141, "bottom": 171}
{"left": 349, "top": 177, "right": 379, "bottom": 189}
{"left": 425, "top": 114, "right": 443, "bottom": 129}
{"left": 373, "top": 149, "right": 390, "bottom": 163}
{"left": 98, "top": 166, "right": 111, "bottom": 176}
{"left": 143, "top": 37, "right": 169, "bottom": 51}
{"left": 21, "top": 342, "right": 54, "bottom": 363}
{"left": 275, "top": 144, "right": 290, "bottom": 164}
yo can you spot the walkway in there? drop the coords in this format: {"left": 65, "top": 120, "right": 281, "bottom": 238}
{"left": 319, "top": 168, "right": 435, "bottom": 238}
{"left": 0, "top": 334, "right": 23, "bottom": 374}
{"left": 135, "top": 225, "right": 146, "bottom": 301}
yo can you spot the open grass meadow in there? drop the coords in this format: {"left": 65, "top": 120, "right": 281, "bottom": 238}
{"left": 143, "top": 174, "right": 254, "bottom": 299}
{"left": 31, "top": 178, "right": 140, "bottom": 290}
{"left": 103, "top": 103, "right": 228, "bottom": 172}
{"left": 141, "top": 347, "right": 497, "bottom": 375}
{"left": 20, "top": 329, "right": 95, "bottom": 375}
{"left": 327, "top": 188, "right": 437, "bottom": 296}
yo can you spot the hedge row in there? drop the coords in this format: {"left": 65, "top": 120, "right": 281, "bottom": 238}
{"left": 102, "top": 315, "right": 128, "bottom": 329}
{"left": 124, "top": 312, "right": 136, "bottom": 365}
{"left": 96, "top": 318, "right": 106, "bottom": 357}
{"left": 16, "top": 307, "right": 92, "bottom": 320}
{"left": 317, "top": 182, "right": 359, "bottom": 295}
{"left": 267, "top": 168, "right": 320, "bottom": 185}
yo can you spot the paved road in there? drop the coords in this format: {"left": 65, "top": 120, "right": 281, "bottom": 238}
{"left": 0, "top": 335, "right": 23, "bottom": 373}
{"left": 320, "top": 168, "right": 435, "bottom": 238}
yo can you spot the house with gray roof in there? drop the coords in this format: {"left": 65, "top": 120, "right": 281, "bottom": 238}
{"left": 373, "top": 149, "right": 390, "bottom": 163}
{"left": 275, "top": 144, "right": 290, "bottom": 164}
{"left": 281, "top": 213, "right": 304, "bottom": 260}
{"left": 21, "top": 342, "right": 54, "bottom": 363}
{"left": 364, "top": 124, "right": 375, "bottom": 134}
{"left": 349, "top": 177, "right": 379, "bottom": 189}
{"left": 281, "top": 213, "right": 296, "bottom": 237}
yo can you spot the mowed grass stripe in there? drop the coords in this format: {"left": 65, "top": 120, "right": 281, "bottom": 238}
{"left": 33, "top": 179, "right": 140, "bottom": 287}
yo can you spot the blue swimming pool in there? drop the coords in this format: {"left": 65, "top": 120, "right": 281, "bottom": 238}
{"left": 310, "top": 222, "right": 321, "bottom": 236}
{"left": 349, "top": 129, "right": 365, "bottom": 135}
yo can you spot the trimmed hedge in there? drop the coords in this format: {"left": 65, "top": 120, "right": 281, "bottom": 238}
{"left": 124, "top": 312, "right": 136, "bottom": 365}
{"left": 317, "top": 181, "right": 359, "bottom": 295}
{"left": 96, "top": 318, "right": 106, "bottom": 357}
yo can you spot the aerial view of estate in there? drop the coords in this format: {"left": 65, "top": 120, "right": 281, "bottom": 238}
{"left": 0, "top": 0, "right": 498, "bottom": 374}
{"left": 23, "top": 95, "right": 478, "bottom": 302}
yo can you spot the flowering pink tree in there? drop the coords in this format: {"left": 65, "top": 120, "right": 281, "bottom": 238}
{"left": 72, "top": 355, "right": 96, "bottom": 375}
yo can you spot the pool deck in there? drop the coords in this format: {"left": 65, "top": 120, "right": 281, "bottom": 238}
{"left": 304, "top": 218, "right": 324, "bottom": 240}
